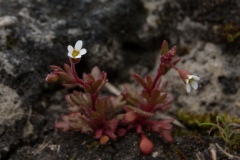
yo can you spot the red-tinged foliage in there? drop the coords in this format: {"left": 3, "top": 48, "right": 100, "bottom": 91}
{"left": 140, "top": 133, "right": 154, "bottom": 155}
{"left": 51, "top": 65, "right": 122, "bottom": 142}
{"left": 100, "top": 135, "right": 110, "bottom": 145}
{"left": 119, "top": 41, "right": 181, "bottom": 154}
{"left": 46, "top": 40, "right": 190, "bottom": 154}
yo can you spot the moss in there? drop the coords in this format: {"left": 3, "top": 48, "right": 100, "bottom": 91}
{"left": 219, "top": 23, "right": 240, "bottom": 43}
{"left": 229, "top": 134, "right": 240, "bottom": 151}
{"left": 86, "top": 141, "right": 100, "bottom": 151}
{"left": 177, "top": 109, "right": 240, "bottom": 130}
{"left": 177, "top": 109, "right": 217, "bottom": 130}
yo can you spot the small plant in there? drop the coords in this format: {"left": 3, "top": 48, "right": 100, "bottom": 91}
{"left": 199, "top": 115, "right": 240, "bottom": 150}
{"left": 46, "top": 40, "right": 200, "bottom": 154}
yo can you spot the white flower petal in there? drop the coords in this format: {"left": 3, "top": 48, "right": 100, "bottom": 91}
{"left": 75, "top": 40, "right": 83, "bottom": 51}
{"left": 188, "top": 75, "right": 193, "bottom": 79}
{"left": 190, "top": 81, "right": 198, "bottom": 89}
{"left": 192, "top": 75, "right": 200, "bottom": 81}
{"left": 67, "top": 45, "right": 73, "bottom": 52}
{"left": 68, "top": 52, "right": 73, "bottom": 58}
{"left": 75, "top": 54, "right": 82, "bottom": 58}
{"left": 80, "top": 48, "right": 87, "bottom": 56}
{"left": 185, "top": 79, "right": 189, "bottom": 83}
{"left": 186, "top": 83, "right": 191, "bottom": 93}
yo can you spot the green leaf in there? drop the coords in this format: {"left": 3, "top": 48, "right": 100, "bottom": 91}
{"left": 70, "top": 94, "right": 81, "bottom": 105}
{"left": 160, "top": 40, "right": 169, "bottom": 55}
{"left": 92, "top": 79, "right": 102, "bottom": 92}
{"left": 199, "top": 123, "right": 219, "bottom": 128}
{"left": 126, "top": 105, "right": 153, "bottom": 117}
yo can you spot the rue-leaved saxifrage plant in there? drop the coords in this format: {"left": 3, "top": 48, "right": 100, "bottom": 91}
{"left": 46, "top": 40, "right": 200, "bottom": 154}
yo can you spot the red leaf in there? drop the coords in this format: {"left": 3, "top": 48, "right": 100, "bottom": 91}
{"left": 140, "top": 134, "right": 154, "bottom": 155}
{"left": 116, "top": 128, "right": 127, "bottom": 137}
{"left": 92, "top": 79, "right": 102, "bottom": 92}
{"left": 55, "top": 122, "right": 70, "bottom": 131}
{"left": 100, "top": 135, "right": 109, "bottom": 145}
{"left": 63, "top": 63, "right": 73, "bottom": 75}
{"left": 124, "top": 111, "right": 138, "bottom": 122}
{"left": 50, "top": 65, "right": 64, "bottom": 72}
{"left": 46, "top": 73, "right": 58, "bottom": 83}
{"left": 104, "top": 129, "right": 117, "bottom": 139}
{"left": 57, "top": 72, "right": 75, "bottom": 83}
{"left": 160, "top": 130, "right": 173, "bottom": 142}
{"left": 95, "top": 129, "right": 103, "bottom": 139}
{"left": 146, "top": 75, "right": 152, "bottom": 88}
{"left": 132, "top": 73, "right": 147, "bottom": 88}
{"left": 95, "top": 99, "right": 107, "bottom": 114}
{"left": 84, "top": 84, "right": 92, "bottom": 93}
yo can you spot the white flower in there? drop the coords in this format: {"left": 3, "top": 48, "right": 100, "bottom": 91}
{"left": 185, "top": 75, "right": 200, "bottom": 93}
{"left": 67, "top": 40, "right": 87, "bottom": 59}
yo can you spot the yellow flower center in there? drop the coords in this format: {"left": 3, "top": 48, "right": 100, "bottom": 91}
{"left": 72, "top": 50, "right": 79, "bottom": 58}
{"left": 189, "top": 78, "right": 195, "bottom": 84}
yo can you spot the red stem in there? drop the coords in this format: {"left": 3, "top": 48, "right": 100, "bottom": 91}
{"left": 150, "top": 62, "right": 179, "bottom": 92}
{"left": 91, "top": 94, "right": 97, "bottom": 111}
{"left": 71, "top": 62, "right": 84, "bottom": 86}
{"left": 169, "top": 63, "right": 179, "bottom": 71}
{"left": 150, "top": 68, "right": 162, "bottom": 92}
